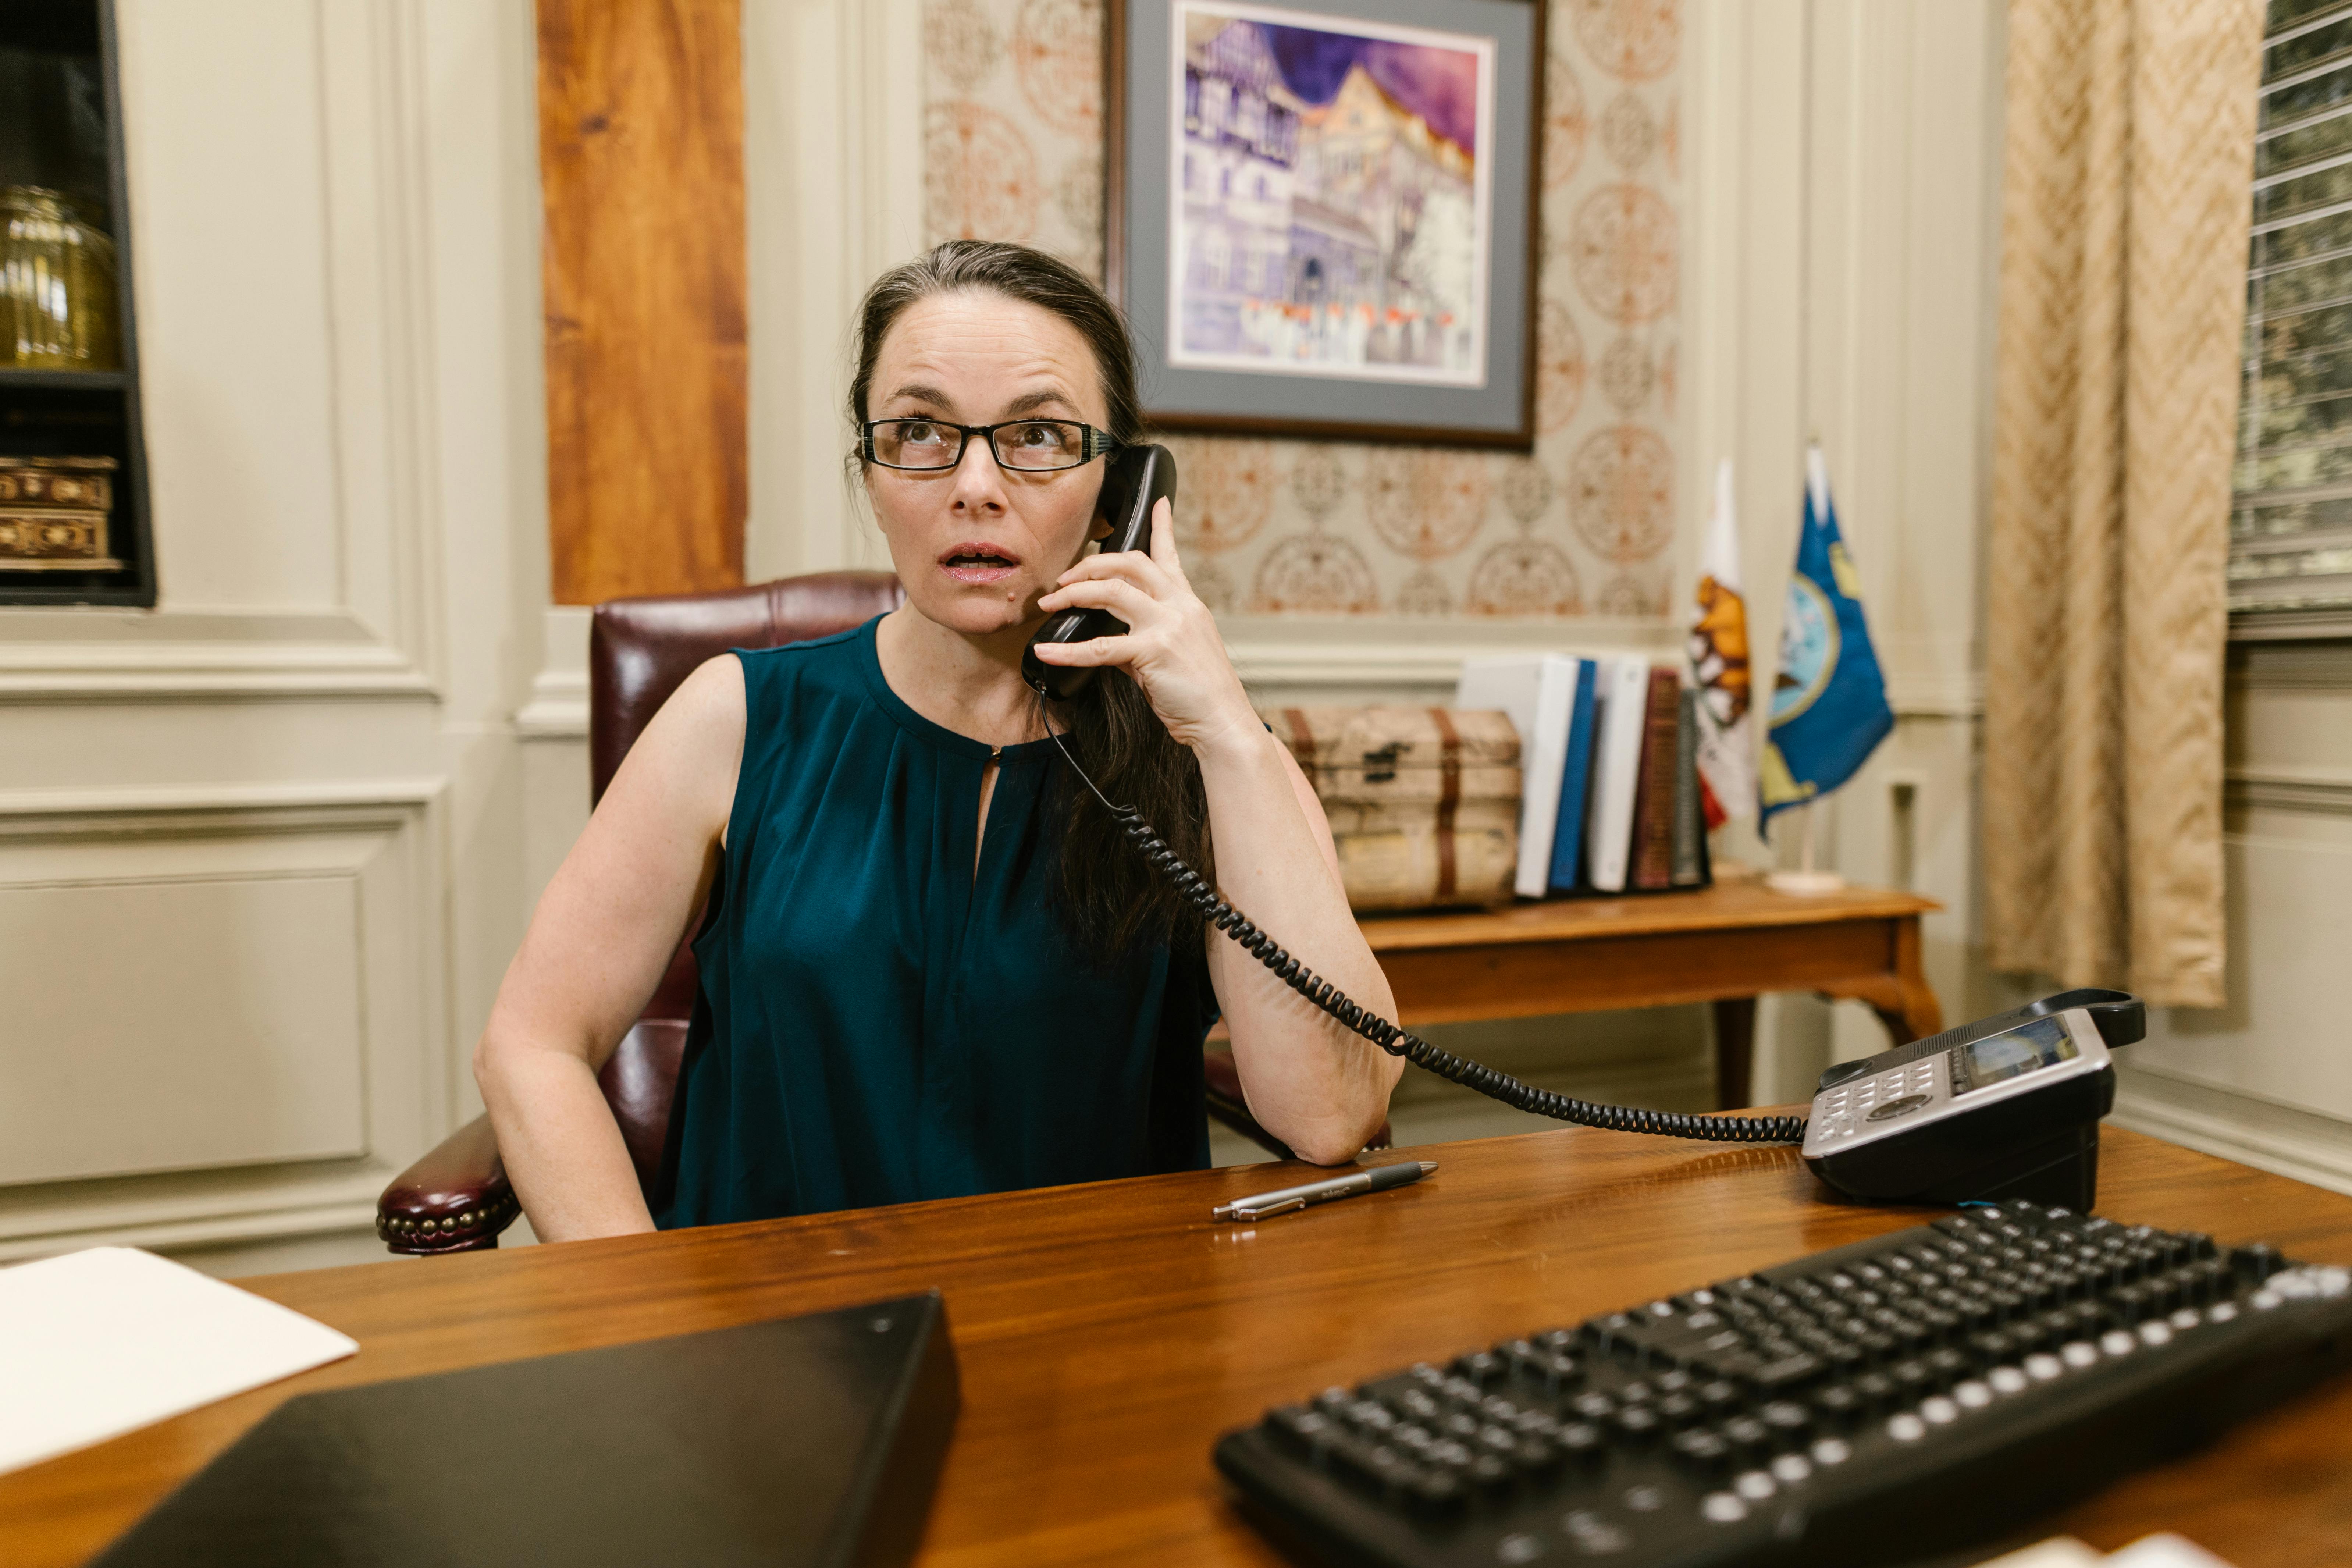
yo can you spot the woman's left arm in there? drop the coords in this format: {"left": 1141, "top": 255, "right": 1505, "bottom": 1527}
{"left": 1033, "top": 501, "right": 1402, "bottom": 1163}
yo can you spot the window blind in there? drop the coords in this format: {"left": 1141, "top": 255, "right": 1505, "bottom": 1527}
{"left": 2235, "top": 0, "right": 2352, "bottom": 629}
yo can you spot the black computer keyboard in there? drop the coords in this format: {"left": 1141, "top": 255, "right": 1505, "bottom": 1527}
{"left": 1213, "top": 1202, "right": 2352, "bottom": 1567}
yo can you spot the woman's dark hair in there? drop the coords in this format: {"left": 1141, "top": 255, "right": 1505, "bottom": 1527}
{"left": 848, "top": 239, "right": 1212, "bottom": 962}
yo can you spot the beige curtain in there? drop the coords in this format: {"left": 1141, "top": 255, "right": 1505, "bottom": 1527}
{"left": 1984, "top": 0, "right": 2264, "bottom": 1009}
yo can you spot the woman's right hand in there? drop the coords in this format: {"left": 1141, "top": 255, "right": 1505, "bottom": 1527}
{"left": 471, "top": 654, "right": 747, "bottom": 1241}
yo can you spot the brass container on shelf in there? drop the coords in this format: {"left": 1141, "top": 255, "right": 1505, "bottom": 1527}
{"left": 1, "top": 185, "right": 121, "bottom": 371}
{"left": 0, "top": 456, "right": 121, "bottom": 570}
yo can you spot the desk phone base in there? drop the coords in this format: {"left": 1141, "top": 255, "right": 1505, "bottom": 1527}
{"left": 1215, "top": 1202, "right": 2351, "bottom": 1567}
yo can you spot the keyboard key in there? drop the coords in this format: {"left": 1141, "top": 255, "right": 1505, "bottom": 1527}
{"left": 1555, "top": 1422, "right": 1605, "bottom": 1466}
{"left": 1270, "top": 1405, "right": 1332, "bottom": 1453}
{"left": 1719, "top": 1415, "right": 1769, "bottom": 1459}
{"left": 1812, "top": 1384, "right": 1862, "bottom": 1426}
{"left": 1670, "top": 1428, "right": 1732, "bottom": 1477}
{"left": 1561, "top": 1510, "right": 1632, "bottom": 1554}
{"left": 1611, "top": 1405, "right": 1662, "bottom": 1443}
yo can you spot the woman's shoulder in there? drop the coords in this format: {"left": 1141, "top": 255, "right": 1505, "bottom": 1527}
{"left": 730, "top": 619, "right": 885, "bottom": 753}
{"left": 733, "top": 621, "right": 873, "bottom": 687}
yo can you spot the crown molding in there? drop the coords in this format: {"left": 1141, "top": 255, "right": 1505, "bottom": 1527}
{"left": 0, "top": 609, "right": 435, "bottom": 702}
{"left": 2226, "top": 765, "right": 2352, "bottom": 815}
{"left": 1883, "top": 670, "right": 1984, "bottom": 717}
{"left": 0, "top": 778, "right": 442, "bottom": 825}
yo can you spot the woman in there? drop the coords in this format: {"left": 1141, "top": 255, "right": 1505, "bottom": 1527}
{"left": 476, "top": 241, "right": 1401, "bottom": 1241}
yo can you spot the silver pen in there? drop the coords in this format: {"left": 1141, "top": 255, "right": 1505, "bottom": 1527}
{"left": 1213, "top": 1160, "right": 1438, "bottom": 1221}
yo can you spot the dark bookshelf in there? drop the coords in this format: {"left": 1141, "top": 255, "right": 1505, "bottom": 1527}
{"left": 0, "top": 0, "right": 153, "bottom": 605}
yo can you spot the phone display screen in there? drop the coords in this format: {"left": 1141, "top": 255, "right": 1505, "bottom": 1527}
{"left": 1957, "top": 1016, "right": 2078, "bottom": 1093}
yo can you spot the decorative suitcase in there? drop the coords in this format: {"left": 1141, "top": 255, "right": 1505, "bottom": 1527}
{"left": 0, "top": 455, "right": 120, "bottom": 571}
{"left": 1265, "top": 706, "right": 1520, "bottom": 911}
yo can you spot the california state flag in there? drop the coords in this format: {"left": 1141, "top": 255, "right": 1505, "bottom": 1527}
{"left": 1687, "top": 459, "right": 1754, "bottom": 828}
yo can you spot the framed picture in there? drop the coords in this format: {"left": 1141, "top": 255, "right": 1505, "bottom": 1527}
{"left": 1107, "top": 0, "right": 1544, "bottom": 448}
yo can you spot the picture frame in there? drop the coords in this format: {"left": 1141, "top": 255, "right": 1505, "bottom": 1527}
{"left": 1106, "top": 0, "right": 1544, "bottom": 448}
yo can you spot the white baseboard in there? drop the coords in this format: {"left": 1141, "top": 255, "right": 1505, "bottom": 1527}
{"left": 2110, "top": 1065, "right": 2352, "bottom": 1198}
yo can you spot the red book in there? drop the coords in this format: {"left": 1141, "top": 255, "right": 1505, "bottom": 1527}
{"left": 1628, "top": 667, "right": 1682, "bottom": 891}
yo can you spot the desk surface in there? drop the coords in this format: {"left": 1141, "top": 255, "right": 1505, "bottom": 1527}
{"left": 1358, "top": 879, "right": 1941, "bottom": 951}
{"left": 8, "top": 1124, "right": 2349, "bottom": 1568}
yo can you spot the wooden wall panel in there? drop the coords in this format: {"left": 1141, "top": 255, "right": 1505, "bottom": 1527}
{"left": 538, "top": 0, "right": 746, "bottom": 604}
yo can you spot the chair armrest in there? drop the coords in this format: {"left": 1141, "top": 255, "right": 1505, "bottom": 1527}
{"left": 1202, "top": 1048, "right": 1394, "bottom": 1160}
{"left": 377, "top": 1113, "right": 522, "bottom": 1255}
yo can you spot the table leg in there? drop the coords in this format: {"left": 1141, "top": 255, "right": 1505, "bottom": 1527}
{"left": 1838, "top": 917, "right": 1945, "bottom": 1045}
{"left": 1712, "top": 997, "right": 1757, "bottom": 1110}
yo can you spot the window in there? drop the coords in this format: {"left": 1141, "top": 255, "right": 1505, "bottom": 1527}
{"left": 2234, "top": 0, "right": 2352, "bottom": 634}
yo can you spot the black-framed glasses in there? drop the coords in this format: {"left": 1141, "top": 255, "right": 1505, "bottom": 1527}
{"left": 860, "top": 418, "right": 1119, "bottom": 473}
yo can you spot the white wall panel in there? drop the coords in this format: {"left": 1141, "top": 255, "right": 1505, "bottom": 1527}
{"left": 0, "top": 0, "right": 537, "bottom": 1275}
{"left": 2133, "top": 814, "right": 2352, "bottom": 1128}
{"left": 0, "top": 872, "right": 366, "bottom": 1184}
{"left": 112, "top": 0, "right": 345, "bottom": 611}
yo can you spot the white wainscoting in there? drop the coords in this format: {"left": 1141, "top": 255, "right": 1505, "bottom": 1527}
{"left": 2112, "top": 717, "right": 2352, "bottom": 1195}
{"left": 0, "top": 783, "right": 447, "bottom": 1261}
{"left": 0, "top": 0, "right": 545, "bottom": 1277}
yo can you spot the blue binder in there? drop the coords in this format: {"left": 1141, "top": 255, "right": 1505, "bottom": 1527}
{"left": 1545, "top": 661, "right": 1598, "bottom": 893}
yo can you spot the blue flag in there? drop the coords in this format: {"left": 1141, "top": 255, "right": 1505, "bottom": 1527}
{"left": 1760, "top": 447, "right": 1892, "bottom": 830}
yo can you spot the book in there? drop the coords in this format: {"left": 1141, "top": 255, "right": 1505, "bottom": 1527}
{"left": 1628, "top": 665, "right": 1682, "bottom": 890}
{"left": 1670, "top": 686, "right": 1708, "bottom": 887}
{"left": 1582, "top": 657, "right": 1653, "bottom": 893}
{"left": 1547, "top": 660, "right": 1599, "bottom": 892}
{"left": 1456, "top": 654, "right": 1584, "bottom": 899}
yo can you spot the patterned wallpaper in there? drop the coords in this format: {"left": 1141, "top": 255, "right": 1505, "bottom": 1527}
{"left": 920, "top": 0, "right": 1682, "bottom": 620}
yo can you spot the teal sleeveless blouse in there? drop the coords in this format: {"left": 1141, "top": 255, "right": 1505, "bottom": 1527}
{"left": 652, "top": 617, "right": 1214, "bottom": 1228}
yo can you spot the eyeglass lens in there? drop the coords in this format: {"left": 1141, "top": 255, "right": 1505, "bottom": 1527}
{"left": 870, "top": 420, "right": 1090, "bottom": 470}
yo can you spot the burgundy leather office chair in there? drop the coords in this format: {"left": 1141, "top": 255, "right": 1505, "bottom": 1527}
{"left": 375, "top": 572, "right": 1349, "bottom": 1255}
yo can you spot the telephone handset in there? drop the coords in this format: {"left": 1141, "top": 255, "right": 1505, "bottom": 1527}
{"left": 1022, "top": 442, "right": 1179, "bottom": 703}
{"left": 1026, "top": 444, "right": 2133, "bottom": 1201}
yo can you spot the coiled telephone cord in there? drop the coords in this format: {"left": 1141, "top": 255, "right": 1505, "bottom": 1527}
{"left": 1042, "top": 720, "right": 1808, "bottom": 1146}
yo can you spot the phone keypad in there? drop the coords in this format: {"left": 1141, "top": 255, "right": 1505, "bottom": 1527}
{"left": 1814, "top": 1057, "right": 1942, "bottom": 1144}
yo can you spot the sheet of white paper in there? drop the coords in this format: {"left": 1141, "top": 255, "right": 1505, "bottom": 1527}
{"left": 1971, "top": 1542, "right": 2105, "bottom": 1568}
{"left": 2107, "top": 1536, "right": 2239, "bottom": 1568}
{"left": 1969, "top": 1537, "right": 2241, "bottom": 1568}
{"left": 0, "top": 1245, "right": 358, "bottom": 1476}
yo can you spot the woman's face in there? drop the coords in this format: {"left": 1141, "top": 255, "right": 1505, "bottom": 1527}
{"left": 864, "top": 289, "right": 1111, "bottom": 639}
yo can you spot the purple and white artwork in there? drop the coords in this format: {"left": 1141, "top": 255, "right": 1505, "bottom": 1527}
{"left": 1169, "top": 3, "right": 1496, "bottom": 386}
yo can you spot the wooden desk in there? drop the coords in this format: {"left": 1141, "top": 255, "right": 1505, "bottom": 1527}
{"left": 8, "top": 1124, "right": 2348, "bottom": 1568}
{"left": 1360, "top": 879, "right": 1944, "bottom": 1108}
